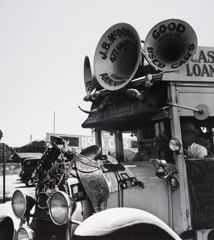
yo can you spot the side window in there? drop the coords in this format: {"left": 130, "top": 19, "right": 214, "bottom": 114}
{"left": 132, "top": 120, "right": 173, "bottom": 163}
{"left": 181, "top": 117, "right": 214, "bottom": 157}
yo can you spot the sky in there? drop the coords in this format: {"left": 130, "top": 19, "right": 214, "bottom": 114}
{"left": 0, "top": 0, "right": 214, "bottom": 147}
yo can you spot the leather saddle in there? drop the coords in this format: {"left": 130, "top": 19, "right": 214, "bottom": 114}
{"left": 76, "top": 145, "right": 109, "bottom": 212}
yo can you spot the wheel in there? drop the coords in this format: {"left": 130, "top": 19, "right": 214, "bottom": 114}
{"left": 24, "top": 175, "right": 33, "bottom": 186}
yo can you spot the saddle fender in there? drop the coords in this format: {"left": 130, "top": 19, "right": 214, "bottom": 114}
{"left": 73, "top": 208, "right": 182, "bottom": 240}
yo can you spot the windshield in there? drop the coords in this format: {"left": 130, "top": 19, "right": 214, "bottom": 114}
{"left": 130, "top": 119, "right": 174, "bottom": 163}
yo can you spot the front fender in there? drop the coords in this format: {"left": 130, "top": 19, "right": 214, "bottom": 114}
{"left": 0, "top": 215, "right": 16, "bottom": 240}
{"left": 73, "top": 208, "right": 181, "bottom": 240}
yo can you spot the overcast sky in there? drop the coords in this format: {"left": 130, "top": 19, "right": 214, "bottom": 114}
{"left": 0, "top": 0, "right": 214, "bottom": 147}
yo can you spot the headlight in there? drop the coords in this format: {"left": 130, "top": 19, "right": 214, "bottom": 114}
{"left": 37, "top": 192, "right": 48, "bottom": 209}
{"left": 49, "top": 190, "right": 75, "bottom": 225}
{"left": 0, "top": 216, "right": 14, "bottom": 240}
{"left": 17, "top": 226, "right": 35, "bottom": 240}
{"left": 169, "top": 138, "right": 181, "bottom": 152}
{"left": 11, "top": 190, "right": 35, "bottom": 219}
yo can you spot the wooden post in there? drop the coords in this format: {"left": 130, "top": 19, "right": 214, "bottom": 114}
{"left": 114, "top": 131, "right": 124, "bottom": 162}
{"left": 3, "top": 143, "right": 5, "bottom": 203}
{"left": 137, "top": 129, "right": 144, "bottom": 150}
{"left": 94, "top": 129, "right": 102, "bottom": 154}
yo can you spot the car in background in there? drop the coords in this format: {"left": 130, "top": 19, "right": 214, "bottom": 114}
{"left": 19, "top": 157, "right": 40, "bottom": 186}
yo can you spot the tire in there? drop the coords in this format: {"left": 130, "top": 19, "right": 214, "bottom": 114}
{"left": 24, "top": 175, "right": 33, "bottom": 186}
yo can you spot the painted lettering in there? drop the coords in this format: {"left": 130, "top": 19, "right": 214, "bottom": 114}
{"left": 171, "top": 43, "right": 195, "bottom": 69}
{"left": 188, "top": 43, "right": 195, "bottom": 52}
{"left": 99, "top": 51, "right": 107, "bottom": 60}
{"left": 81, "top": 137, "right": 88, "bottom": 148}
{"left": 123, "top": 139, "right": 129, "bottom": 149}
{"left": 191, "top": 50, "right": 214, "bottom": 64}
{"left": 110, "top": 49, "right": 118, "bottom": 63}
{"left": 87, "top": 137, "right": 94, "bottom": 146}
{"left": 186, "top": 63, "right": 214, "bottom": 77}
{"left": 107, "top": 28, "right": 138, "bottom": 44}
{"left": 195, "top": 211, "right": 214, "bottom": 223}
{"left": 102, "top": 42, "right": 111, "bottom": 51}
{"left": 146, "top": 47, "right": 165, "bottom": 68}
{"left": 201, "top": 64, "right": 211, "bottom": 77}
{"left": 207, "top": 51, "right": 214, "bottom": 63}
{"left": 198, "top": 50, "right": 208, "bottom": 63}
{"left": 86, "top": 81, "right": 92, "bottom": 92}
{"left": 100, "top": 73, "right": 126, "bottom": 87}
{"left": 109, "top": 138, "right": 115, "bottom": 149}
{"left": 193, "top": 64, "right": 202, "bottom": 76}
{"left": 111, "top": 74, "right": 124, "bottom": 80}
{"left": 186, "top": 64, "right": 194, "bottom": 76}
{"left": 152, "top": 22, "right": 185, "bottom": 40}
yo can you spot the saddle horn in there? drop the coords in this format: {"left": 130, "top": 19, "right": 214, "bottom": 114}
{"left": 143, "top": 19, "right": 197, "bottom": 72}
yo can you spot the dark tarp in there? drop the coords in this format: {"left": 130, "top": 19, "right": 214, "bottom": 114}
{"left": 186, "top": 159, "right": 214, "bottom": 229}
{"left": 81, "top": 83, "right": 167, "bottom": 131}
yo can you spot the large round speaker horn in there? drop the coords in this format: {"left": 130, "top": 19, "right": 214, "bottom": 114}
{"left": 144, "top": 19, "right": 197, "bottom": 72}
{"left": 84, "top": 56, "right": 101, "bottom": 94}
{"left": 94, "top": 23, "right": 142, "bottom": 91}
{"left": 84, "top": 56, "right": 94, "bottom": 94}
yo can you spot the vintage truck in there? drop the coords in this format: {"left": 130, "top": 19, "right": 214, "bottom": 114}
{"left": 3, "top": 19, "right": 214, "bottom": 240}
{"left": 79, "top": 19, "right": 214, "bottom": 240}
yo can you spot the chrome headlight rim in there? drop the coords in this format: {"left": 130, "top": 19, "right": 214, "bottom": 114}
{"left": 49, "top": 190, "right": 74, "bottom": 225}
{"left": 11, "top": 190, "right": 27, "bottom": 219}
{"left": 17, "top": 226, "right": 35, "bottom": 240}
{"left": 169, "top": 138, "right": 181, "bottom": 152}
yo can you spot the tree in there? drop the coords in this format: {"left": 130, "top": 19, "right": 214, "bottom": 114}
{"left": 16, "top": 140, "right": 46, "bottom": 153}
{"left": 0, "top": 129, "right": 3, "bottom": 140}
{"left": 0, "top": 143, "right": 15, "bottom": 162}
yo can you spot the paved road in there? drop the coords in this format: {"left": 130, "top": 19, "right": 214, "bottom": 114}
{"left": 0, "top": 174, "right": 35, "bottom": 230}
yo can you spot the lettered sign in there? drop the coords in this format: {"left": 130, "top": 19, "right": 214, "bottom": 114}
{"left": 162, "top": 46, "right": 214, "bottom": 82}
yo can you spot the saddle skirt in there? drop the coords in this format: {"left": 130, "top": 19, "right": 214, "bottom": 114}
{"left": 75, "top": 154, "right": 109, "bottom": 212}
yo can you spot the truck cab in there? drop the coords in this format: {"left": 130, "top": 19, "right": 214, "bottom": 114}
{"left": 81, "top": 46, "right": 214, "bottom": 239}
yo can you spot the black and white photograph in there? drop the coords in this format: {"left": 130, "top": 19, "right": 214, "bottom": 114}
{"left": 0, "top": 0, "right": 214, "bottom": 239}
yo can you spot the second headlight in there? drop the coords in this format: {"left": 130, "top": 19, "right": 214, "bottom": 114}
{"left": 11, "top": 190, "right": 35, "bottom": 219}
{"left": 49, "top": 190, "right": 75, "bottom": 225}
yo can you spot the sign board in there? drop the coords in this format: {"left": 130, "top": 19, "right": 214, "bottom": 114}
{"left": 186, "top": 159, "right": 214, "bottom": 229}
{"left": 82, "top": 83, "right": 166, "bottom": 131}
{"left": 162, "top": 46, "right": 214, "bottom": 82}
{"left": 46, "top": 133, "right": 137, "bottom": 155}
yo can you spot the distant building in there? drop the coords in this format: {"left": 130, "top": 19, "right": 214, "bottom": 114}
{"left": 46, "top": 132, "right": 138, "bottom": 155}
{"left": 10, "top": 152, "right": 42, "bottom": 163}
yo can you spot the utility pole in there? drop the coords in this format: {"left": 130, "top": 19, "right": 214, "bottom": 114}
{"left": 0, "top": 129, "right": 5, "bottom": 203}
{"left": 53, "top": 111, "right": 56, "bottom": 133}
{"left": 2, "top": 143, "right": 5, "bottom": 203}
